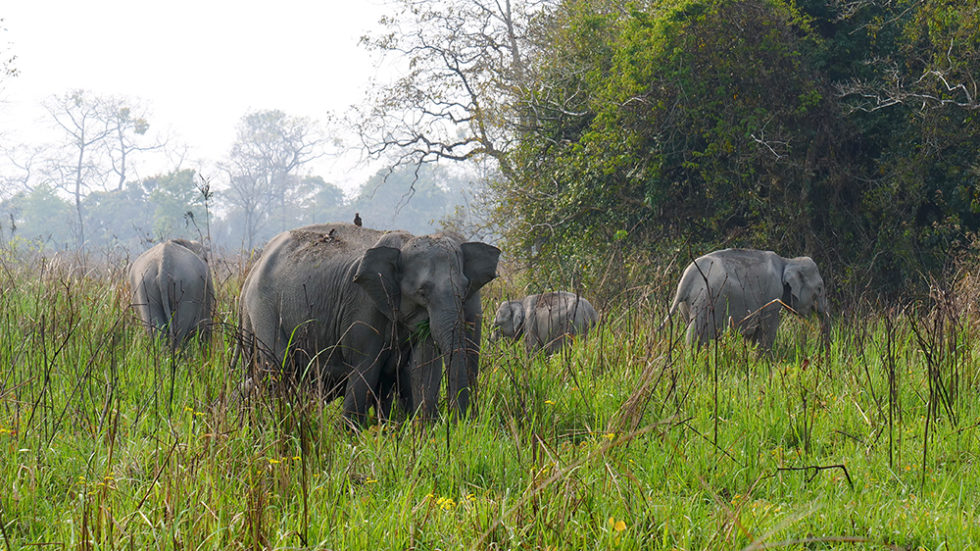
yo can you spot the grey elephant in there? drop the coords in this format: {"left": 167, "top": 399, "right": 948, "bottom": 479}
{"left": 238, "top": 223, "right": 500, "bottom": 426}
{"left": 129, "top": 239, "right": 215, "bottom": 347}
{"left": 665, "top": 248, "right": 830, "bottom": 348}
{"left": 492, "top": 292, "right": 599, "bottom": 354}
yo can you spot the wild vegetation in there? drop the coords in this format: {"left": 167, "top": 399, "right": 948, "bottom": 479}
{"left": 365, "top": 0, "right": 979, "bottom": 300}
{"left": 1, "top": 0, "right": 979, "bottom": 548}
{"left": 2, "top": 252, "right": 980, "bottom": 549}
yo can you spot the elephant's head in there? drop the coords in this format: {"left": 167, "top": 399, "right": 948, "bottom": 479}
{"left": 491, "top": 301, "right": 524, "bottom": 341}
{"left": 353, "top": 235, "right": 500, "bottom": 416}
{"left": 782, "top": 256, "right": 831, "bottom": 341}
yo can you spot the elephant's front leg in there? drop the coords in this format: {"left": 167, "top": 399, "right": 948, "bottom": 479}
{"left": 462, "top": 294, "right": 483, "bottom": 413}
{"left": 756, "top": 309, "right": 781, "bottom": 351}
{"left": 340, "top": 325, "right": 388, "bottom": 427}
{"left": 377, "top": 342, "right": 413, "bottom": 423}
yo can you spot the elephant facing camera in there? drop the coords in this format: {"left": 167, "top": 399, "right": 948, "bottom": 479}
{"left": 237, "top": 223, "right": 500, "bottom": 427}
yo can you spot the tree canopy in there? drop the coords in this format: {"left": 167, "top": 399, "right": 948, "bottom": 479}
{"left": 480, "top": 0, "right": 980, "bottom": 298}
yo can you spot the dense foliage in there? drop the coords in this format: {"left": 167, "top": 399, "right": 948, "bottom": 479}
{"left": 494, "top": 0, "right": 980, "bottom": 299}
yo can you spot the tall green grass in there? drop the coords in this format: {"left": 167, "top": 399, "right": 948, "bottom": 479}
{"left": 1, "top": 256, "right": 979, "bottom": 549}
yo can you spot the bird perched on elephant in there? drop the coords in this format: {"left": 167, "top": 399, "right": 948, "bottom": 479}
{"left": 129, "top": 239, "right": 215, "bottom": 347}
{"left": 664, "top": 248, "right": 830, "bottom": 349}
{"left": 238, "top": 223, "right": 500, "bottom": 426}
{"left": 493, "top": 291, "right": 599, "bottom": 354}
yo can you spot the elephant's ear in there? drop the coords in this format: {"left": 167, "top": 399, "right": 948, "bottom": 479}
{"left": 461, "top": 242, "right": 501, "bottom": 298}
{"left": 782, "top": 261, "right": 805, "bottom": 309}
{"left": 353, "top": 246, "right": 402, "bottom": 320}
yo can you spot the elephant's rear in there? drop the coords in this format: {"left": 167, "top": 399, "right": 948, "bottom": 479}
{"left": 129, "top": 250, "right": 165, "bottom": 334}
{"left": 129, "top": 240, "right": 214, "bottom": 347}
{"left": 561, "top": 292, "right": 598, "bottom": 335}
{"left": 160, "top": 243, "right": 214, "bottom": 345}
{"left": 529, "top": 292, "right": 598, "bottom": 351}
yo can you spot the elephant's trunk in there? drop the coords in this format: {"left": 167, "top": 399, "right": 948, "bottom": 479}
{"left": 429, "top": 303, "right": 471, "bottom": 417}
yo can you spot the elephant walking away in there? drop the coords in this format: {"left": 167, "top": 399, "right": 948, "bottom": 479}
{"left": 238, "top": 223, "right": 500, "bottom": 426}
{"left": 493, "top": 291, "right": 599, "bottom": 354}
{"left": 129, "top": 239, "right": 215, "bottom": 347}
{"left": 664, "top": 248, "right": 830, "bottom": 349}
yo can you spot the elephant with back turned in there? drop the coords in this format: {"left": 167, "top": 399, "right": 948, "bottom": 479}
{"left": 665, "top": 248, "right": 830, "bottom": 349}
{"left": 129, "top": 238, "right": 215, "bottom": 347}
{"left": 238, "top": 223, "right": 500, "bottom": 426}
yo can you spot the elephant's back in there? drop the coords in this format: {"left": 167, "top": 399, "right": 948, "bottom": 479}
{"left": 247, "top": 225, "right": 371, "bottom": 283}
{"left": 240, "top": 225, "right": 368, "bottom": 322}
{"left": 285, "top": 223, "right": 406, "bottom": 254}
{"left": 530, "top": 292, "right": 596, "bottom": 326}
{"left": 129, "top": 242, "right": 170, "bottom": 287}
{"left": 159, "top": 241, "right": 209, "bottom": 282}
{"left": 703, "top": 248, "right": 779, "bottom": 272}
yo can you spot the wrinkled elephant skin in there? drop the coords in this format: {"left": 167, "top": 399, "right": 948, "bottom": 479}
{"left": 238, "top": 224, "right": 500, "bottom": 426}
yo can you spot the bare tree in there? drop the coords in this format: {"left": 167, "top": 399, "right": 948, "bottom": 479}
{"left": 0, "top": 18, "right": 17, "bottom": 96}
{"left": 35, "top": 91, "right": 165, "bottom": 247}
{"left": 357, "top": 0, "right": 551, "bottom": 179}
{"left": 43, "top": 90, "right": 113, "bottom": 246}
{"left": 0, "top": 143, "right": 46, "bottom": 197}
{"left": 223, "top": 110, "right": 326, "bottom": 249}
{"left": 103, "top": 97, "right": 164, "bottom": 190}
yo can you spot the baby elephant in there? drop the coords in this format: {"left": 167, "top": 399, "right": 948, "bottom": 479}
{"left": 493, "top": 292, "right": 599, "bottom": 354}
{"left": 129, "top": 239, "right": 215, "bottom": 347}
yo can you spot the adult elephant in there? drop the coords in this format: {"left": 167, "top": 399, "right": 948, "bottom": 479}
{"left": 492, "top": 292, "right": 599, "bottom": 354}
{"left": 238, "top": 223, "right": 500, "bottom": 426}
{"left": 664, "top": 248, "right": 830, "bottom": 349}
{"left": 129, "top": 239, "right": 215, "bottom": 347}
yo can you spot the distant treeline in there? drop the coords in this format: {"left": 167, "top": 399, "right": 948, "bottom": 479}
{"left": 0, "top": 163, "right": 482, "bottom": 254}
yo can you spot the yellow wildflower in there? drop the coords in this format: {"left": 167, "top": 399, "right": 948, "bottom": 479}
{"left": 608, "top": 517, "right": 626, "bottom": 532}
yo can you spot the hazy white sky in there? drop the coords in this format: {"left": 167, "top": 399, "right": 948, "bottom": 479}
{"left": 1, "top": 0, "right": 391, "bottom": 191}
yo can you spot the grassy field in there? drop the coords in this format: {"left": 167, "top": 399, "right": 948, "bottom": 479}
{"left": 1, "top": 254, "right": 979, "bottom": 550}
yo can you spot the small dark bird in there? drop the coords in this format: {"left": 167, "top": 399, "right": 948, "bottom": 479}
{"left": 353, "top": 212, "right": 362, "bottom": 227}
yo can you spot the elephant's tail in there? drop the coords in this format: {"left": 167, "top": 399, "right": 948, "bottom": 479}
{"left": 159, "top": 274, "right": 177, "bottom": 345}
{"left": 659, "top": 269, "right": 692, "bottom": 332}
{"left": 230, "top": 309, "right": 247, "bottom": 372}
{"left": 658, "top": 299, "right": 679, "bottom": 332}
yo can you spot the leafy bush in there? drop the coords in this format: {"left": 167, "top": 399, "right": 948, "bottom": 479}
{"left": 493, "top": 0, "right": 980, "bottom": 302}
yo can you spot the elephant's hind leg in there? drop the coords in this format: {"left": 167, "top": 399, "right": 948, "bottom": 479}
{"left": 244, "top": 310, "right": 291, "bottom": 380}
